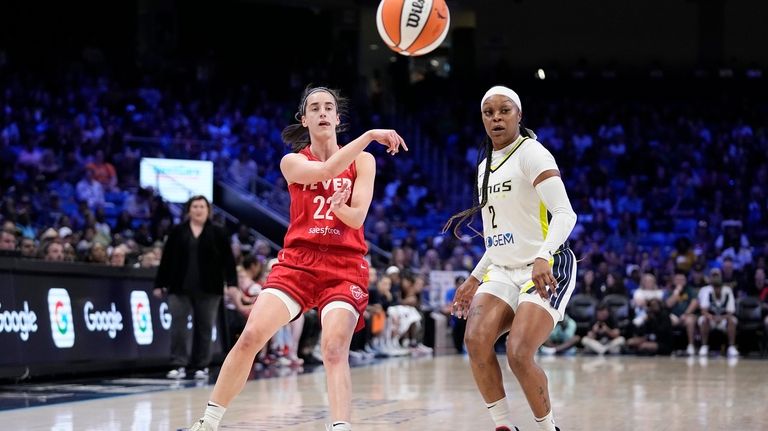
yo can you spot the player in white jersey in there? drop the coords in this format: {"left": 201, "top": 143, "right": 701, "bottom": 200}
{"left": 443, "top": 86, "right": 577, "bottom": 431}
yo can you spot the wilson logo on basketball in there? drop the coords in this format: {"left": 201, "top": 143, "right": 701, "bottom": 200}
{"left": 349, "top": 285, "right": 368, "bottom": 300}
{"left": 406, "top": 0, "right": 426, "bottom": 28}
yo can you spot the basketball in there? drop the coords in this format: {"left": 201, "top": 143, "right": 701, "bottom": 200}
{"left": 376, "top": 0, "right": 450, "bottom": 57}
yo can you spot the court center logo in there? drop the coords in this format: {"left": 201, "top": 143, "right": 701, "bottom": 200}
{"left": 47, "top": 288, "right": 75, "bottom": 348}
{"left": 130, "top": 291, "right": 153, "bottom": 345}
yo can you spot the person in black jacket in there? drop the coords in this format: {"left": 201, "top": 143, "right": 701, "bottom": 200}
{"left": 154, "top": 195, "right": 237, "bottom": 380}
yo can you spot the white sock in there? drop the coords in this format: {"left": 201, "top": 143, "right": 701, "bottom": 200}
{"left": 203, "top": 401, "right": 226, "bottom": 429}
{"left": 485, "top": 398, "right": 514, "bottom": 429}
{"left": 534, "top": 410, "right": 556, "bottom": 431}
{"left": 331, "top": 421, "right": 352, "bottom": 430}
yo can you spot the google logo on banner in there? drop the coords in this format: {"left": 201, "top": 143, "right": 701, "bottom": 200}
{"left": 83, "top": 301, "right": 123, "bottom": 339}
{"left": 0, "top": 301, "right": 38, "bottom": 341}
{"left": 47, "top": 289, "right": 75, "bottom": 348}
{"left": 159, "top": 302, "right": 172, "bottom": 330}
{"left": 130, "top": 291, "right": 153, "bottom": 345}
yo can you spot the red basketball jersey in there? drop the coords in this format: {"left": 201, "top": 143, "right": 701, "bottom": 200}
{"left": 282, "top": 146, "right": 368, "bottom": 255}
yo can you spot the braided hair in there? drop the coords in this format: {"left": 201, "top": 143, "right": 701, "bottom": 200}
{"left": 442, "top": 123, "right": 536, "bottom": 238}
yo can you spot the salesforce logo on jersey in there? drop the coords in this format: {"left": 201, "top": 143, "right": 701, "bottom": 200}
{"left": 308, "top": 226, "right": 341, "bottom": 236}
{"left": 486, "top": 232, "right": 514, "bottom": 248}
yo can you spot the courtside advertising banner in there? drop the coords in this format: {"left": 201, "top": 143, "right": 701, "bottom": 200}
{"left": 0, "top": 263, "right": 223, "bottom": 378}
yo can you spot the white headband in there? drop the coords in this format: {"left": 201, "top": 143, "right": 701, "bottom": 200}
{"left": 481, "top": 86, "right": 522, "bottom": 112}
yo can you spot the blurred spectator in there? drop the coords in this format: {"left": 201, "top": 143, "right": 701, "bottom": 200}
{"left": 114, "top": 210, "right": 133, "bottom": 236}
{"left": 16, "top": 211, "right": 36, "bottom": 239}
{"left": 0, "top": 230, "right": 16, "bottom": 251}
{"left": 16, "top": 141, "right": 43, "bottom": 169}
{"left": 540, "top": 314, "right": 581, "bottom": 356}
{"left": 39, "top": 193, "right": 65, "bottom": 228}
{"left": 581, "top": 304, "right": 625, "bottom": 355}
{"left": 87, "top": 243, "right": 109, "bottom": 264}
{"left": 85, "top": 150, "right": 118, "bottom": 191}
{"left": 627, "top": 298, "right": 673, "bottom": 355}
{"left": 137, "top": 247, "right": 161, "bottom": 268}
{"left": 581, "top": 269, "right": 598, "bottom": 297}
{"left": 441, "top": 275, "right": 468, "bottom": 353}
{"left": 664, "top": 272, "right": 699, "bottom": 356}
{"left": 231, "top": 223, "right": 256, "bottom": 257}
{"left": 228, "top": 147, "right": 258, "bottom": 191}
{"left": 632, "top": 273, "right": 664, "bottom": 327}
{"left": 39, "top": 149, "right": 60, "bottom": 180}
{"left": 395, "top": 274, "right": 432, "bottom": 355}
{"left": 43, "top": 241, "right": 64, "bottom": 261}
{"left": 720, "top": 257, "right": 745, "bottom": 295}
{"left": 19, "top": 237, "right": 37, "bottom": 258}
{"left": 697, "top": 268, "right": 739, "bottom": 357}
{"left": 49, "top": 170, "right": 76, "bottom": 203}
{"left": 616, "top": 185, "right": 642, "bottom": 215}
{"left": 109, "top": 244, "right": 129, "bottom": 267}
{"left": 62, "top": 243, "right": 77, "bottom": 262}
{"left": 597, "top": 272, "right": 627, "bottom": 300}
{"left": 76, "top": 227, "right": 97, "bottom": 254}
{"left": 76, "top": 168, "right": 105, "bottom": 208}
{"left": 385, "top": 265, "right": 402, "bottom": 299}
{"left": 751, "top": 268, "right": 767, "bottom": 297}
{"left": 689, "top": 264, "right": 708, "bottom": 289}
{"left": 123, "top": 188, "right": 152, "bottom": 219}
{"left": 670, "top": 237, "right": 696, "bottom": 273}
{"left": 40, "top": 227, "right": 59, "bottom": 243}
{"left": 93, "top": 209, "right": 112, "bottom": 241}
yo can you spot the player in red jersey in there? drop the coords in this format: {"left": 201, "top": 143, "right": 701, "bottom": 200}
{"left": 186, "top": 86, "right": 407, "bottom": 431}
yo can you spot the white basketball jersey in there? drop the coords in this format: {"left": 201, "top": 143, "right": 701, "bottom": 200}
{"left": 478, "top": 136, "right": 561, "bottom": 268}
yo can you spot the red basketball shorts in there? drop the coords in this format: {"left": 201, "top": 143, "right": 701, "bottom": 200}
{"left": 265, "top": 247, "right": 370, "bottom": 332}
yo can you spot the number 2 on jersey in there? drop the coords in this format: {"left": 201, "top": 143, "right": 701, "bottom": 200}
{"left": 313, "top": 195, "right": 334, "bottom": 220}
{"left": 488, "top": 205, "right": 498, "bottom": 228}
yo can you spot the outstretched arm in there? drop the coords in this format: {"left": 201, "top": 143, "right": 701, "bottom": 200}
{"left": 280, "top": 129, "right": 405, "bottom": 185}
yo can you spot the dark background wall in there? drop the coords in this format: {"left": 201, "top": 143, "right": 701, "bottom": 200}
{"left": 2, "top": 1, "right": 766, "bottom": 70}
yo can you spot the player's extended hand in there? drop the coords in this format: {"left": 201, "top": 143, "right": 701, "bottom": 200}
{"left": 329, "top": 183, "right": 351, "bottom": 212}
{"left": 532, "top": 257, "right": 557, "bottom": 300}
{"left": 451, "top": 276, "right": 481, "bottom": 320}
{"left": 368, "top": 129, "right": 408, "bottom": 155}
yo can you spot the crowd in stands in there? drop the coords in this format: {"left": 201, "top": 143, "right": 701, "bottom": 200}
{"left": 2, "top": 64, "right": 768, "bottom": 366}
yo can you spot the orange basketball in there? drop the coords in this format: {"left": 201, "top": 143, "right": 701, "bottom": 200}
{"left": 376, "top": 0, "right": 450, "bottom": 57}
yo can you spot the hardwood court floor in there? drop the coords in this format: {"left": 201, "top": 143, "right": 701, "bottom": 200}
{"left": 2, "top": 354, "right": 766, "bottom": 430}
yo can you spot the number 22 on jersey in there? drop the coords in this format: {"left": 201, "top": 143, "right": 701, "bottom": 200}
{"left": 313, "top": 195, "right": 334, "bottom": 220}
